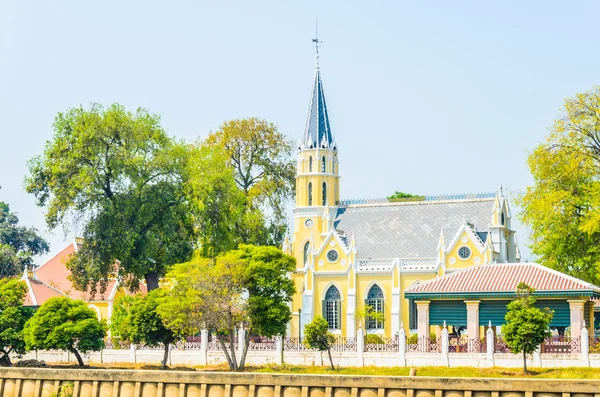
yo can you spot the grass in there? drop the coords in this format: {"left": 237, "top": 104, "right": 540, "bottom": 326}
{"left": 48, "top": 362, "right": 600, "bottom": 379}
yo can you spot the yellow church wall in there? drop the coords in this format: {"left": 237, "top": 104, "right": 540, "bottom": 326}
{"left": 399, "top": 272, "right": 437, "bottom": 331}
{"left": 356, "top": 275, "right": 393, "bottom": 336}
{"left": 446, "top": 232, "right": 484, "bottom": 270}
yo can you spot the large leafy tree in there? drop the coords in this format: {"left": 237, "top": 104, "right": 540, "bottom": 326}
{"left": 25, "top": 103, "right": 197, "bottom": 292}
{"left": 0, "top": 198, "right": 49, "bottom": 278}
{"left": 503, "top": 283, "right": 553, "bottom": 373}
{"left": 23, "top": 297, "right": 107, "bottom": 366}
{"left": 158, "top": 245, "right": 296, "bottom": 371}
{"left": 520, "top": 87, "right": 600, "bottom": 284}
{"left": 0, "top": 278, "right": 31, "bottom": 366}
{"left": 206, "top": 118, "right": 295, "bottom": 246}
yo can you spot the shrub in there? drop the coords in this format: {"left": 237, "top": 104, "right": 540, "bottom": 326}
{"left": 365, "top": 334, "right": 384, "bottom": 344}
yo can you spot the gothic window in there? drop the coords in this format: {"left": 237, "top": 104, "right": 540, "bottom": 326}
{"left": 366, "top": 284, "right": 384, "bottom": 330}
{"left": 303, "top": 242, "right": 310, "bottom": 265}
{"left": 501, "top": 212, "right": 505, "bottom": 226}
{"left": 309, "top": 156, "right": 313, "bottom": 172}
{"left": 323, "top": 286, "right": 341, "bottom": 330}
{"left": 308, "top": 183, "right": 313, "bottom": 206}
{"left": 322, "top": 182, "right": 327, "bottom": 205}
{"left": 408, "top": 299, "right": 417, "bottom": 329}
{"left": 321, "top": 156, "right": 326, "bottom": 172}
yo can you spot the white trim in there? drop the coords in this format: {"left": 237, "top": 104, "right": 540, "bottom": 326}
{"left": 457, "top": 246, "right": 472, "bottom": 261}
{"left": 321, "top": 282, "right": 344, "bottom": 301}
{"left": 364, "top": 281, "right": 387, "bottom": 300}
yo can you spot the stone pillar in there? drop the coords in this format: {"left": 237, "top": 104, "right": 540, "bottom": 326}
{"left": 581, "top": 323, "right": 590, "bottom": 366}
{"left": 237, "top": 327, "right": 245, "bottom": 358}
{"left": 416, "top": 301, "right": 430, "bottom": 352}
{"left": 129, "top": 343, "right": 137, "bottom": 364}
{"left": 441, "top": 322, "right": 449, "bottom": 367}
{"left": 356, "top": 327, "right": 365, "bottom": 367}
{"left": 486, "top": 321, "right": 495, "bottom": 367}
{"left": 568, "top": 300, "right": 586, "bottom": 339}
{"left": 200, "top": 329, "right": 208, "bottom": 366}
{"left": 398, "top": 325, "right": 406, "bottom": 367}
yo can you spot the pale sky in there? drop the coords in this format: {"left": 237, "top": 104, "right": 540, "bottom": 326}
{"left": 1, "top": 0, "right": 599, "bottom": 263}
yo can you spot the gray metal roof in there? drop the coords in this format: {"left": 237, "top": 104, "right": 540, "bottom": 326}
{"left": 333, "top": 198, "right": 495, "bottom": 259}
{"left": 301, "top": 61, "right": 335, "bottom": 150}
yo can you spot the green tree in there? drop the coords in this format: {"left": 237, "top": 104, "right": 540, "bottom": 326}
{"left": 503, "top": 283, "right": 553, "bottom": 373}
{"left": 303, "top": 316, "right": 336, "bottom": 370}
{"left": 387, "top": 191, "right": 425, "bottom": 202}
{"left": 354, "top": 305, "right": 385, "bottom": 339}
{"left": 0, "top": 278, "right": 31, "bottom": 366}
{"left": 158, "top": 245, "right": 295, "bottom": 371}
{"left": 519, "top": 87, "right": 600, "bottom": 285}
{"left": 25, "top": 103, "right": 197, "bottom": 292}
{"left": 0, "top": 198, "right": 49, "bottom": 278}
{"left": 23, "top": 297, "right": 107, "bottom": 366}
{"left": 108, "top": 295, "right": 134, "bottom": 347}
{"left": 206, "top": 118, "right": 295, "bottom": 246}
{"left": 128, "top": 290, "right": 179, "bottom": 369}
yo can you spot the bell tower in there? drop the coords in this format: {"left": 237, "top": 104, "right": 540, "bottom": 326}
{"left": 291, "top": 37, "right": 340, "bottom": 269}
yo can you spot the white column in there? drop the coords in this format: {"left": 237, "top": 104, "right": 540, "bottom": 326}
{"left": 464, "top": 300, "right": 481, "bottom": 340}
{"left": 301, "top": 290, "right": 313, "bottom": 337}
{"left": 441, "top": 322, "right": 449, "bottom": 367}
{"left": 486, "top": 322, "right": 495, "bottom": 368}
{"left": 346, "top": 289, "right": 356, "bottom": 337}
{"left": 416, "top": 301, "right": 430, "bottom": 352}
{"left": 568, "top": 300, "right": 586, "bottom": 339}
{"left": 356, "top": 327, "right": 365, "bottom": 367}
{"left": 398, "top": 325, "right": 406, "bottom": 367}
{"left": 391, "top": 288, "right": 401, "bottom": 336}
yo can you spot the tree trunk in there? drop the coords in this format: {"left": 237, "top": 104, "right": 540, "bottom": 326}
{"left": 145, "top": 271, "right": 160, "bottom": 291}
{"left": 522, "top": 350, "right": 527, "bottom": 373}
{"left": 161, "top": 343, "right": 169, "bottom": 370}
{"left": 327, "top": 347, "right": 335, "bottom": 370}
{"left": 71, "top": 349, "right": 84, "bottom": 366}
{"left": 219, "top": 338, "right": 236, "bottom": 371}
{"left": 229, "top": 330, "right": 239, "bottom": 371}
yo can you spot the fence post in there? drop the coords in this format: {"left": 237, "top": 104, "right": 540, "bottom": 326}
{"left": 129, "top": 343, "right": 137, "bottom": 364}
{"left": 357, "top": 327, "right": 365, "bottom": 367}
{"left": 200, "top": 329, "right": 208, "bottom": 366}
{"left": 581, "top": 322, "right": 590, "bottom": 367}
{"left": 237, "top": 326, "right": 245, "bottom": 359}
{"left": 441, "top": 321, "right": 449, "bottom": 367}
{"left": 398, "top": 324, "right": 406, "bottom": 367}
{"left": 275, "top": 335, "right": 283, "bottom": 365}
{"left": 486, "top": 321, "right": 495, "bottom": 368}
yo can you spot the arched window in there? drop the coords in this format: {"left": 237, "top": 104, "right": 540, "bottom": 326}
{"left": 321, "top": 156, "right": 326, "bottom": 172}
{"left": 308, "top": 183, "right": 313, "bottom": 206}
{"left": 366, "top": 284, "right": 384, "bottom": 330}
{"left": 501, "top": 212, "right": 505, "bottom": 226}
{"left": 323, "top": 286, "right": 341, "bottom": 330}
{"left": 303, "top": 242, "right": 310, "bottom": 265}
{"left": 322, "top": 182, "right": 327, "bottom": 205}
{"left": 309, "top": 156, "right": 313, "bottom": 172}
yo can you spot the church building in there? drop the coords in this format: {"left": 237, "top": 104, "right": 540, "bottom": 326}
{"left": 283, "top": 48, "right": 521, "bottom": 339}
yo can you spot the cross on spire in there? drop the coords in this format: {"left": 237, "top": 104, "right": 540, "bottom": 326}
{"left": 312, "top": 20, "right": 322, "bottom": 67}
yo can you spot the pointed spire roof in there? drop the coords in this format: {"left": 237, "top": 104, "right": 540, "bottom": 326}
{"left": 301, "top": 51, "right": 336, "bottom": 150}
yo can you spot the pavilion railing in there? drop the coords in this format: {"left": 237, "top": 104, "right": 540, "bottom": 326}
{"left": 448, "top": 337, "right": 486, "bottom": 353}
{"left": 406, "top": 337, "right": 440, "bottom": 353}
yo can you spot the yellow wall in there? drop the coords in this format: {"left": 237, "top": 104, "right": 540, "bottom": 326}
{"left": 446, "top": 231, "right": 484, "bottom": 270}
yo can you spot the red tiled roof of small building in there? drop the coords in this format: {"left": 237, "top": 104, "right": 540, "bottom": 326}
{"left": 405, "top": 263, "right": 600, "bottom": 295}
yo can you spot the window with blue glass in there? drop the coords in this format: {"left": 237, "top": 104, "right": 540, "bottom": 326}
{"left": 323, "top": 286, "right": 341, "bottom": 330}
{"left": 366, "top": 284, "right": 384, "bottom": 330}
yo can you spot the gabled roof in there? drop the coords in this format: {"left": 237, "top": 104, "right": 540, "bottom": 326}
{"left": 22, "top": 278, "right": 65, "bottom": 306}
{"left": 301, "top": 55, "right": 335, "bottom": 150}
{"left": 333, "top": 197, "right": 495, "bottom": 259}
{"left": 405, "top": 263, "right": 600, "bottom": 298}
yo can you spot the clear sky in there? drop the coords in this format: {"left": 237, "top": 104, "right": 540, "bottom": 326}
{"left": 1, "top": 0, "right": 599, "bottom": 263}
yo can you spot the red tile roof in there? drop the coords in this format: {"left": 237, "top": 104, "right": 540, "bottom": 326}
{"left": 405, "top": 263, "right": 600, "bottom": 295}
{"left": 23, "top": 279, "right": 65, "bottom": 306}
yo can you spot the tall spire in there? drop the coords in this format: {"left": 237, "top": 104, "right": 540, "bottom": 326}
{"left": 302, "top": 26, "right": 335, "bottom": 151}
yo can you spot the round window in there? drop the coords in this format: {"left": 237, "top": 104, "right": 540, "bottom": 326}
{"left": 304, "top": 219, "right": 314, "bottom": 228}
{"left": 458, "top": 246, "right": 471, "bottom": 260}
{"left": 327, "top": 249, "right": 339, "bottom": 262}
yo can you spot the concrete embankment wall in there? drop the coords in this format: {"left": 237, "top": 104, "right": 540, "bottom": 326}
{"left": 2, "top": 368, "right": 600, "bottom": 397}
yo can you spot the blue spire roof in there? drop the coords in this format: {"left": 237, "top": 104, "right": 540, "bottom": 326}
{"left": 302, "top": 56, "right": 336, "bottom": 150}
